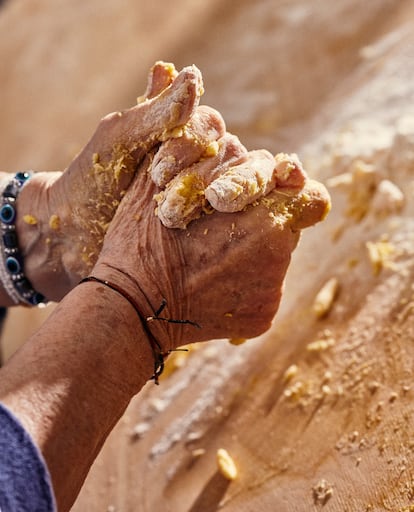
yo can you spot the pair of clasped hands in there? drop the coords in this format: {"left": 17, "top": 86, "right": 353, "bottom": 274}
{"left": 19, "top": 62, "right": 330, "bottom": 352}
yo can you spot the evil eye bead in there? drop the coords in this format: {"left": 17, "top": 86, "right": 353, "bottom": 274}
{"left": 15, "top": 171, "right": 31, "bottom": 184}
{"left": 0, "top": 203, "right": 16, "bottom": 224}
{"left": 6, "top": 256, "right": 21, "bottom": 274}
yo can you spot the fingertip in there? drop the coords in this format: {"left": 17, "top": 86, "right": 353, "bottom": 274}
{"left": 143, "top": 61, "right": 178, "bottom": 100}
{"left": 161, "top": 65, "right": 204, "bottom": 127}
{"left": 195, "top": 105, "right": 227, "bottom": 138}
{"left": 154, "top": 171, "right": 206, "bottom": 229}
{"left": 290, "top": 180, "right": 332, "bottom": 230}
{"left": 274, "top": 153, "right": 307, "bottom": 189}
{"left": 134, "top": 64, "right": 204, "bottom": 144}
{"left": 181, "top": 64, "right": 204, "bottom": 95}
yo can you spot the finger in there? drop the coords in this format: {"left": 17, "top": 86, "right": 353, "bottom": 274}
{"left": 204, "top": 149, "right": 275, "bottom": 212}
{"left": 285, "top": 179, "right": 331, "bottom": 230}
{"left": 99, "top": 65, "right": 203, "bottom": 160}
{"left": 155, "top": 133, "right": 248, "bottom": 228}
{"left": 204, "top": 151, "right": 306, "bottom": 213}
{"left": 151, "top": 106, "right": 226, "bottom": 188}
{"left": 140, "top": 61, "right": 179, "bottom": 100}
{"left": 250, "top": 179, "right": 331, "bottom": 232}
{"left": 274, "top": 152, "right": 306, "bottom": 189}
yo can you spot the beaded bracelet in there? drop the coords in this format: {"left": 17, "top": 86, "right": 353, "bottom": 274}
{"left": 0, "top": 172, "right": 47, "bottom": 306}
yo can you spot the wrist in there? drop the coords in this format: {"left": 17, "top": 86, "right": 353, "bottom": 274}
{"left": 91, "top": 262, "right": 174, "bottom": 357}
{"left": 67, "top": 276, "right": 156, "bottom": 393}
{"left": 14, "top": 172, "right": 70, "bottom": 302}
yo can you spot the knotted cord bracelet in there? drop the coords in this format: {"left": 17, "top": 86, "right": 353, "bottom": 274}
{"left": 79, "top": 275, "right": 166, "bottom": 384}
{"left": 0, "top": 172, "right": 47, "bottom": 306}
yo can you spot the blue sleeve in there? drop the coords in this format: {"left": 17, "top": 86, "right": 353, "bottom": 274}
{"left": 0, "top": 402, "right": 56, "bottom": 511}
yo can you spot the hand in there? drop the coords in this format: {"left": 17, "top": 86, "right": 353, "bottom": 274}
{"left": 16, "top": 63, "right": 215, "bottom": 301}
{"left": 93, "top": 143, "right": 330, "bottom": 353}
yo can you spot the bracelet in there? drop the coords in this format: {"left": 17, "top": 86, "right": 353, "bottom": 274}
{"left": 79, "top": 275, "right": 167, "bottom": 384}
{"left": 0, "top": 172, "right": 47, "bottom": 306}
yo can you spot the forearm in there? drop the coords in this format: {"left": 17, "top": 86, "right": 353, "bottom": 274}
{"left": 15, "top": 172, "right": 70, "bottom": 301}
{"left": 0, "top": 278, "right": 154, "bottom": 511}
{"left": 0, "top": 168, "right": 108, "bottom": 306}
{"left": 0, "top": 171, "right": 69, "bottom": 306}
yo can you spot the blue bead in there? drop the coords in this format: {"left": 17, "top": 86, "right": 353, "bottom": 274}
{"left": 6, "top": 256, "right": 21, "bottom": 274}
{"left": 0, "top": 203, "right": 15, "bottom": 224}
{"left": 15, "top": 171, "right": 31, "bottom": 183}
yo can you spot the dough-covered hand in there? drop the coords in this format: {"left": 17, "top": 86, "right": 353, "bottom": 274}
{"left": 152, "top": 135, "right": 310, "bottom": 229}
{"left": 93, "top": 148, "right": 330, "bottom": 353}
{"left": 17, "top": 63, "right": 205, "bottom": 301}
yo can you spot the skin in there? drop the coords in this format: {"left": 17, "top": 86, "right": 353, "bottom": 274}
{"left": 155, "top": 132, "right": 248, "bottom": 228}
{"left": 7, "top": 63, "right": 206, "bottom": 304}
{"left": 95, "top": 157, "right": 330, "bottom": 353}
{"left": 0, "top": 61, "right": 330, "bottom": 511}
{"left": 0, "top": 159, "right": 329, "bottom": 512}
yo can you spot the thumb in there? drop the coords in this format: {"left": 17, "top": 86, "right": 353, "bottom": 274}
{"left": 101, "top": 64, "right": 204, "bottom": 161}
{"left": 140, "top": 61, "right": 179, "bottom": 100}
{"left": 288, "top": 180, "right": 331, "bottom": 230}
{"left": 260, "top": 180, "right": 331, "bottom": 232}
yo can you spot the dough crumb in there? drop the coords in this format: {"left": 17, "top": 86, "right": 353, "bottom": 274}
{"left": 283, "top": 364, "right": 299, "bottom": 382}
{"left": 23, "top": 214, "right": 38, "bottom": 225}
{"left": 130, "top": 422, "right": 150, "bottom": 440}
{"left": 49, "top": 214, "right": 60, "bottom": 230}
{"left": 327, "top": 160, "right": 377, "bottom": 221}
{"left": 366, "top": 239, "right": 396, "bottom": 275}
{"left": 372, "top": 179, "right": 404, "bottom": 216}
{"left": 312, "top": 277, "right": 339, "bottom": 318}
{"left": 204, "top": 140, "right": 219, "bottom": 157}
{"left": 216, "top": 448, "right": 238, "bottom": 480}
{"left": 307, "top": 330, "right": 336, "bottom": 352}
{"left": 228, "top": 338, "right": 247, "bottom": 345}
{"left": 312, "top": 478, "right": 334, "bottom": 505}
{"left": 192, "top": 448, "right": 206, "bottom": 458}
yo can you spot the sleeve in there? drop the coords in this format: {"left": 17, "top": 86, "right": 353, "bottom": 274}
{"left": 0, "top": 402, "right": 56, "bottom": 512}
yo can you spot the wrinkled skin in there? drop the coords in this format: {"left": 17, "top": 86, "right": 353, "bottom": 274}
{"left": 19, "top": 60, "right": 330, "bottom": 341}
{"left": 94, "top": 155, "right": 330, "bottom": 352}
{"left": 47, "top": 65, "right": 204, "bottom": 288}
{"left": 18, "top": 64, "right": 214, "bottom": 301}
{"left": 90, "top": 62, "right": 330, "bottom": 352}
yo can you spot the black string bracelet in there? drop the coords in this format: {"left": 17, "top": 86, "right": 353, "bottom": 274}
{"left": 79, "top": 275, "right": 167, "bottom": 384}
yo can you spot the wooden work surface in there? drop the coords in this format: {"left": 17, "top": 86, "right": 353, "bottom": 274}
{"left": 1, "top": 1, "right": 414, "bottom": 510}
